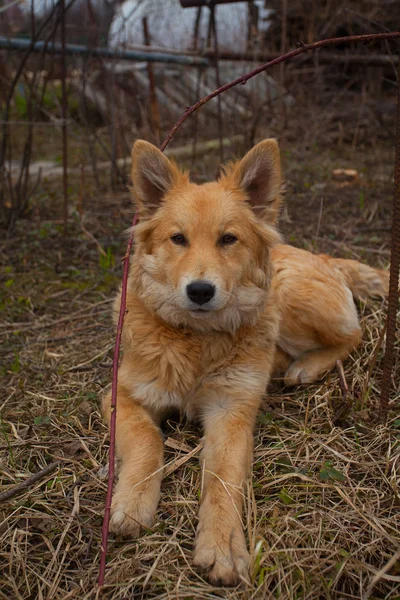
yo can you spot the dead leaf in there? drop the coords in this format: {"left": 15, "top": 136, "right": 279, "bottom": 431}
{"left": 332, "top": 168, "right": 359, "bottom": 182}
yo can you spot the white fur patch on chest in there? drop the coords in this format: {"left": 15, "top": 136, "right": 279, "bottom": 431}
{"left": 133, "top": 380, "right": 184, "bottom": 411}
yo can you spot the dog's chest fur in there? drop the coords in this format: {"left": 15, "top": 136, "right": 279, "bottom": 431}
{"left": 118, "top": 294, "right": 276, "bottom": 418}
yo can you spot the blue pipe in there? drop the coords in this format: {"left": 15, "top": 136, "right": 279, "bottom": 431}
{"left": 0, "top": 36, "right": 210, "bottom": 67}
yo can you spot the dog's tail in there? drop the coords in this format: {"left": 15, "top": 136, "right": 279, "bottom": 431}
{"left": 327, "top": 256, "right": 389, "bottom": 300}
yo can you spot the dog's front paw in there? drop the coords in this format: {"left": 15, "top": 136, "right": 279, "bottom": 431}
{"left": 110, "top": 485, "right": 159, "bottom": 538}
{"left": 193, "top": 525, "right": 249, "bottom": 586}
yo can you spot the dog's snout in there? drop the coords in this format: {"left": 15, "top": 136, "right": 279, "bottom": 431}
{"left": 186, "top": 281, "right": 215, "bottom": 305}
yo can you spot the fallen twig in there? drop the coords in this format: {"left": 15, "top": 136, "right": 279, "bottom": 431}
{"left": 333, "top": 359, "right": 353, "bottom": 424}
{"left": 363, "top": 548, "right": 400, "bottom": 600}
{"left": 164, "top": 441, "right": 204, "bottom": 477}
{"left": 1, "top": 299, "right": 112, "bottom": 333}
{"left": 336, "top": 360, "right": 349, "bottom": 400}
{"left": 0, "top": 461, "right": 60, "bottom": 503}
{"left": 80, "top": 215, "right": 107, "bottom": 257}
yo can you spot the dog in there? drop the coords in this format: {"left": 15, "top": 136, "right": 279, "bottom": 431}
{"left": 102, "top": 138, "right": 388, "bottom": 585}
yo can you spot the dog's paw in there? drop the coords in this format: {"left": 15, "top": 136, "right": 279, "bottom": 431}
{"left": 193, "top": 526, "right": 249, "bottom": 586}
{"left": 110, "top": 487, "right": 158, "bottom": 538}
{"left": 284, "top": 364, "right": 312, "bottom": 387}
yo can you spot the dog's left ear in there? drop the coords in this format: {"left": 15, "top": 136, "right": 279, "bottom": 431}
{"left": 228, "top": 139, "right": 282, "bottom": 223}
{"left": 131, "top": 140, "right": 180, "bottom": 216}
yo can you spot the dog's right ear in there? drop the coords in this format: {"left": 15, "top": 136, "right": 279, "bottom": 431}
{"left": 222, "top": 139, "right": 282, "bottom": 224}
{"left": 131, "top": 140, "right": 179, "bottom": 215}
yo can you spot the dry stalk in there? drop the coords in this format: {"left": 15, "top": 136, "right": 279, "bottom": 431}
{"left": 0, "top": 460, "right": 60, "bottom": 503}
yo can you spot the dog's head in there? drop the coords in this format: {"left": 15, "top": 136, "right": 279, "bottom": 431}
{"left": 129, "top": 139, "right": 282, "bottom": 333}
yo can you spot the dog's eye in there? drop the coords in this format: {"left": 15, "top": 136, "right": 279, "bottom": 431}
{"left": 219, "top": 234, "right": 238, "bottom": 245}
{"left": 170, "top": 233, "right": 187, "bottom": 246}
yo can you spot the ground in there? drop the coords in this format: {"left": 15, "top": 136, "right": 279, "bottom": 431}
{"left": 0, "top": 135, "right": 399, "bottom": 600}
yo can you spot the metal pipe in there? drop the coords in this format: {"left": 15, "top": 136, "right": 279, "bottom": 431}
{"left": 115, "top": 44, "right": 400, "bottom": 67}
{"left": 122, "top": 44, "right": 400, "bottom": 67}
{"left": 4, "top": 36, "right": 395, "bottom": 68}
{"left": 180, "top": 0, "right": 245, "bottom": 6}
{"left": 203, "top": 49, "right": 400, "bottom": 65}
{"left": 142, "top": 17, "right": 161, "bottom": 145}
{"left": 60, "top": 0, "right": 68, "bottom": 236}
{"left": 380, "top": 69, "right": 400, "bottom": 420}
{"left": 126, "top": 43, "right": 199, "bottom": 56}
{"left": 0, "top": 36, "right": 209, "bottom": 66}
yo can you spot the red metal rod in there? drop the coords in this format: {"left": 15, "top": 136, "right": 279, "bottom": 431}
{"left": 160, "top": 31, "right": 400, "bottom": 151}
{"left": 97, "top": 211, "right": 138, "bottom": 591}
{"left": 60, "top": 0, "right": 68, "bottom": 235}
{"left": 380, "top": 69, "right": 400, "bottom": 421}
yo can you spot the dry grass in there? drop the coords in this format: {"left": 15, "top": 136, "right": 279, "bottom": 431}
{"left": 1, "top": 139, "right": 399, "bottom": 600}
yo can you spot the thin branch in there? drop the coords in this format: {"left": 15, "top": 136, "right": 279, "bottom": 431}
{"left": 0, "top": 461, "right": 60, "bottom": 503}
{"left": 336, "top": 360, "right": 349, "bottom": 400}
{"left": 0, "top": 0, "right": 23, "bottom": 14}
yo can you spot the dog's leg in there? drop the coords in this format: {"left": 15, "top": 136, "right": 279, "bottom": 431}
{"left": 102, "top": 386, "right": 164, "bottom": 537}
{"left": 284, "top": 342, "right": 359, "bottom": 386}
{"left": 193, "top": 402, "right": 258, "bottom": 586}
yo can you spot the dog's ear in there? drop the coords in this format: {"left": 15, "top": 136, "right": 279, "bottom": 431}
{"left": 228, "top": 139, "right": 282, "bottom": 223}
{"left": 131, "top": 140, "right": 178, "bottom": 215}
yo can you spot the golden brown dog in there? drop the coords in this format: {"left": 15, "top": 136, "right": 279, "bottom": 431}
{"left": 102, "top": 139, "right": 388, "bottom": 585}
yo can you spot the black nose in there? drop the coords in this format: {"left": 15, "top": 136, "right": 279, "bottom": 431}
{"left": 186, "top": 281, "right": 215, "bottom": 305}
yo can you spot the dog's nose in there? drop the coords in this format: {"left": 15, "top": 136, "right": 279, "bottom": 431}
{"left": 186, "top": 281, "right": 215, "bottom": 305}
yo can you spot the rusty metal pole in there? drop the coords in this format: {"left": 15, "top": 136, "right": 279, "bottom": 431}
{"left": 380, "top": 68, "right": 400, "bottom": 421}
{"left": 180, "top": 0, "right": 244, "bottom": 6}
{"left": 279, "top": 0, "right": 288, "bottom": 124}
{"left": 142, "top": 17, "right": 161, "bottom": 146}
{"left": 209, "top": 5, "right": 224, "bottom": 163}
{"left": 61, "top": 0, "right": 68, "bottom": 235}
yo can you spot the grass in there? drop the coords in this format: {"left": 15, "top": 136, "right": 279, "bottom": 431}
{"left": 0, "top": 138, "right": 399, "bottom": 600}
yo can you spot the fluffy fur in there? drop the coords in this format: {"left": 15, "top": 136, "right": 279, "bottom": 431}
{"left": 102, "top": 139, "right": 388, "bottom": 585}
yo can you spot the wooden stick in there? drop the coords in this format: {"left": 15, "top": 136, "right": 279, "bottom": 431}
{"left": 0, "top": 461, "right": 60, "bottom": 503}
